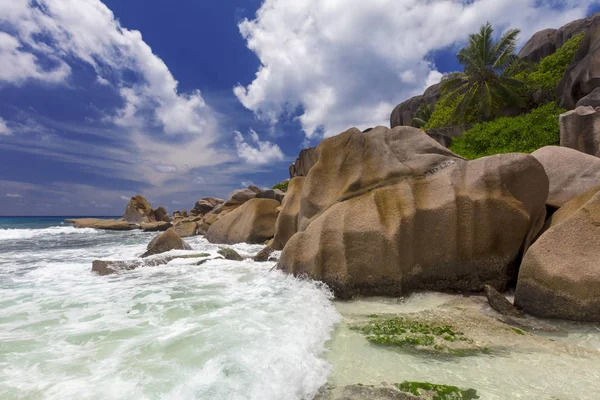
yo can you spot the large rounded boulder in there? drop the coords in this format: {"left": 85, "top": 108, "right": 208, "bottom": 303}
{"left": 273, "top": 177, "right": 305, "bottom": 250}
{"left": 277, "top": 126, "right": 548, "bottom": 298}
{"left": 205, "top": 198, "right": 281, "bottom": 244}
{"left": 532, "top": 146, "right": 600, "bottom": 207}
{"left": 141, "top": 228, "right": 192, "bottom": 258}
{"left": 515, "top": 185, "right": 600, "bottom": 322}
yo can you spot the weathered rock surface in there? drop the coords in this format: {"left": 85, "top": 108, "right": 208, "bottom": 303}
{"left": 190, "top": 197, "right": 224, "bottom": 216}
{"left": 278, "top": 126, "right": 548, "bottom": 298}
{"left": 559, "top": 106, "right": 600, "bottom": 157}
{"left": 289, "top": 146, "right": 319, "bottom": 178}
{"left": 92, "top": 253, "right": 209, "bottom": 276}
{"left": 531, "top": 146, "right": 600, "bottom": 207}
{"left": 67, "top": 218, "right": 137, "bottom": 231}
{"left": 141, "top": 221, "right": 172, "bottom": 232}
{"left": 577, "top": 87, "right": 600, "bottom": 107}
{"left": 206, "top": 198, "right": 281, "bottom": 244}
{"left": 518, "top": 28, "right": 558, "bottom": 63}
{"left": 515, "top": 185, "right": 600, "bottom": 322}
{"left": 123, "top": 195, "right": 156, "bottom": 223}
{"left": 254, "top": 245, "right": 275, "bottom": 262}
{"left": 557, "top": 13, "right": 600, "bottom": 109}
{"left": 484, "top": 284, "right": 524, "bottom": 318}
{"left": 141, "top": 228, "right": 192, "bottom": 258}
{"left": 390, "top": 83, "right": 442, "bottom": 128}
{"left": 153, "top": 206, "right": 171, "bottom": 223}
{"left": 315, "top": 385, "right": 419, "bottom": 400}
{"left": 172, "top": 220, "right": 198, "bottom": 238}
{"left": 272, "top": 177, "right": 305, "bottom": 250}
{"left": 256, "top": 189, "right": 285, "bottom": 203}
{"left": 218, "top": 248, "right": 244, "bottom": 261}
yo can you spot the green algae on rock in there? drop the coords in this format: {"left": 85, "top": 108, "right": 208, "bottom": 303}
{"left": 350, "top": 316, "right": 482, "bottom": 356}
{"left": 396, "top": 381, "right": 479, "bottom": 400}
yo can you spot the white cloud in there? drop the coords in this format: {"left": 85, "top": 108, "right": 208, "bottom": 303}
{"left": 0, "top": 118, "right": 12, "bottom": 136}
{"left": 120, "top": 195, "right": 130, "bottom": 201}
{"left": 5, "top": 193, "right": 22, "bottom": 198}
{"left": 235, "top": 0, "right": 598, "bottom": 139}
{"left": 0, "top": 0, "right": 231, "bottom": 188}
{"left": 234, "top": 128, "right": 285, "bottom": 165}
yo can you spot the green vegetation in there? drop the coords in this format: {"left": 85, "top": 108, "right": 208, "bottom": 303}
{"left": 396, "top": 381, "right": 480, "bottom": 400}
{"left": 352, "top": 316, "right": 468, "bottom": 349}
{"left": 424, "top": 94, "right": 478, "bottom": 130}
{"left": 412, "top": 104, "right": 435, "bottom": 128}
{"left": 449, "top": 102, "right": 563, "bottom": 159}
{"left": 272, "top": 180, "right": 289, "bottom": 191}
{"left": 512, "top": 327, "right": 525, "bottom": 335}
{"left": 516, "top": 33, "right": 584, "bottom": 94}
{"left": 441, "top": 23, "right": 524, "bottom": 122}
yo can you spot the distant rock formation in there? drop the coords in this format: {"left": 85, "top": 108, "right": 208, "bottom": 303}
{"left": 289, "top": 146, "right": 319, "bottom": 178}
{"left": 390, "top": 82, "right": 442, "bottom": 129}
{"left": 66, "top": 218, "right": 136, "bottom": 231}
{"left": 122, "top": 195, "right": 170, "bottom": 224}
{"left": 190, "top": 197, "right": 224, "bottom": 217}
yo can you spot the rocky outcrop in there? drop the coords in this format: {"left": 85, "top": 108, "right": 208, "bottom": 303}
{"left": 199, "top": 186, "right": 264, "bottom": 233}
{"left": 518, "top": 29, "right": 558, "bottom": 63}
{"left": 557, "top": 13, "right": 600, "bottom": 110}
{"left": 256, "top": 189, "right": 285, "bottom": 203}
{"left": 218, "top": 248, "right": 244, "bottom": 261}
{"left": 67, "top": 218, "right": 137, "bottom": 231}
{"left": 140, "top": 221, "right": 172, "bottom": 232}
{"left": 190, "top": 197, "right": 224, "bottom": 217}
{"left": 92, "top": 253, "right": 209, "bottom": 276}
{"left": 254, "top": 245, "right": 275, "bottom": 262}
{"left": 153, "top": 206, "right": 171, "bottom": 223}
{"left": 123, "top": 195, "right": 156, "bottom": 223}
{"left": 484, "top": 284, "right": 524, "bottom": 318}
{"left": 515, "top": 185, "right": 600, "bottom": 322}
{"left": 277, "top": 126, "right": 548, "bottom": 299}
{"left": 141, "top": 228, "right": 192, "bottom": 258}
{"left": 289, "top": 146, "right": 319, "bottom": 178}
{"left": 390, "top": 82, "right": 442, "bottom": 128}
{"left": 272, "top": 177, "right": 305, "bottom": 250}
{"left": 172, "top": 220, "right": 198, "bottom": 238}
{"left": 559, "top": 106, "right": 600, "bottom": 157}
{"left": 206, "top": 198, "right": 281, "bottom": 244}
{"left": 531, "top": 146, "right": 600, "bottom": 208}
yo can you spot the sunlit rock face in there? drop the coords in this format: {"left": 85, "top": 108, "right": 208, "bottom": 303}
{"left": 278, "top": 126, "right": 548, "bottom": 298}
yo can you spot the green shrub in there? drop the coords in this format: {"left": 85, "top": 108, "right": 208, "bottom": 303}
{"left": 272, "top": 180, "right": 289, "bottom": 191}
{"left": 449, "top": 102, "right": 564, "bottom": 159}
{"left": 516, "top": 33, "right": 584, "bottom": 93}
{"left": 424, "top": 94, "right": 478, "bottom": 130}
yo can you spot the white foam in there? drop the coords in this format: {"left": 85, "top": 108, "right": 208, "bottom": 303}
{"left": 0, "top": 226, "right": 100, "bottom": 241}
{"left": 0, "top": 231, "right": 340, "bottom": 400}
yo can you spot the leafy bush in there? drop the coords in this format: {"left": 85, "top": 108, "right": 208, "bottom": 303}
{"left": 272, "top": 180, "right": 289, "bottom": 191}
{"left": 449, "top": 102, "right": 564, "bottom": 159}
{"left": 516, "top": 33, "right": 584, "bottom": 93}
{"left": 424, "top": 94, "right": 478, "bottom": 130}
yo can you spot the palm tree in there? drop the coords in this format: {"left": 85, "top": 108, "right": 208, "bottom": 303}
{"left": 411, "top": 104, "right": 434, "bottom": 128}
{"left": 441, "top": 23, "right": 525, "bottom": 122}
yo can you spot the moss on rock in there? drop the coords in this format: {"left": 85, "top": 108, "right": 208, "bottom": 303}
{"left": 395, "top": 381, "right": 479, "bottom": 400}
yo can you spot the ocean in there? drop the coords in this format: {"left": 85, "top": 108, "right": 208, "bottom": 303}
{"left": 2, "top": 217, "right": 600, "bottom": 400}
{"left": 0, "top": 217, "right": 339, "bottom": 400}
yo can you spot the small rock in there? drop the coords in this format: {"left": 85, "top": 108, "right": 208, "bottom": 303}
{"left": 141, "top": 228, "right": 192, "bottom": 258}
{"left": 484, "top": 284, "right": 524, "bottom": 318}
{"left": 254, "top": 246, "right": 275, "bottom": 262}
{"left": 141, "top": 221, "right": 172, "bottom": 232}
{"left": 92, "top": 253, "right": 210, "bottom": 275}
{"left": 172, "top": 220, "right": 198, "bottom": 238}
{"left": 218, "top": 248, "right": 243, "bottom": 261}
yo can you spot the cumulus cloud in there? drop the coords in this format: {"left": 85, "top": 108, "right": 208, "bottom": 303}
{"left": 234, "top": 128, "right": 285, "bottom": 165}
{"left": 235, "top": 0, "right": 598, "bottom": 139}
{"left": 5, "top": 193, "right": 22, "bottom": 198}
{"left": 0, "top": 118, "right": 12, "bottom": 136}
{"left": 0, "top": 0, "right": 232, "bottom": 188}
{"left": 120, "top": 195, "right": 130, "bottom": 201}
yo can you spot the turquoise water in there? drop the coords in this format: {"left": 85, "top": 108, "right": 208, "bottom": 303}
{"left": 0, "top": 217, "right": 119, "bottom": 229}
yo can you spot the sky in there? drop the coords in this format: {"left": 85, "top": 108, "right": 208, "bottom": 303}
{"left": 0, "top": 0, "right": 599, "bottom": 216}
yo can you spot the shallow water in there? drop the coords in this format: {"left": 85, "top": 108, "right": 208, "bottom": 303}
{"left": 326, "top": 294, "right": 600, "bottom": 400}
{"left": 0, "top": 221, "right": 339, "bottom": 400}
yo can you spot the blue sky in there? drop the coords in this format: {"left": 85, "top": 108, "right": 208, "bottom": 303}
{"left": 0, "top": 0, "right": 598, "bottom": 216}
